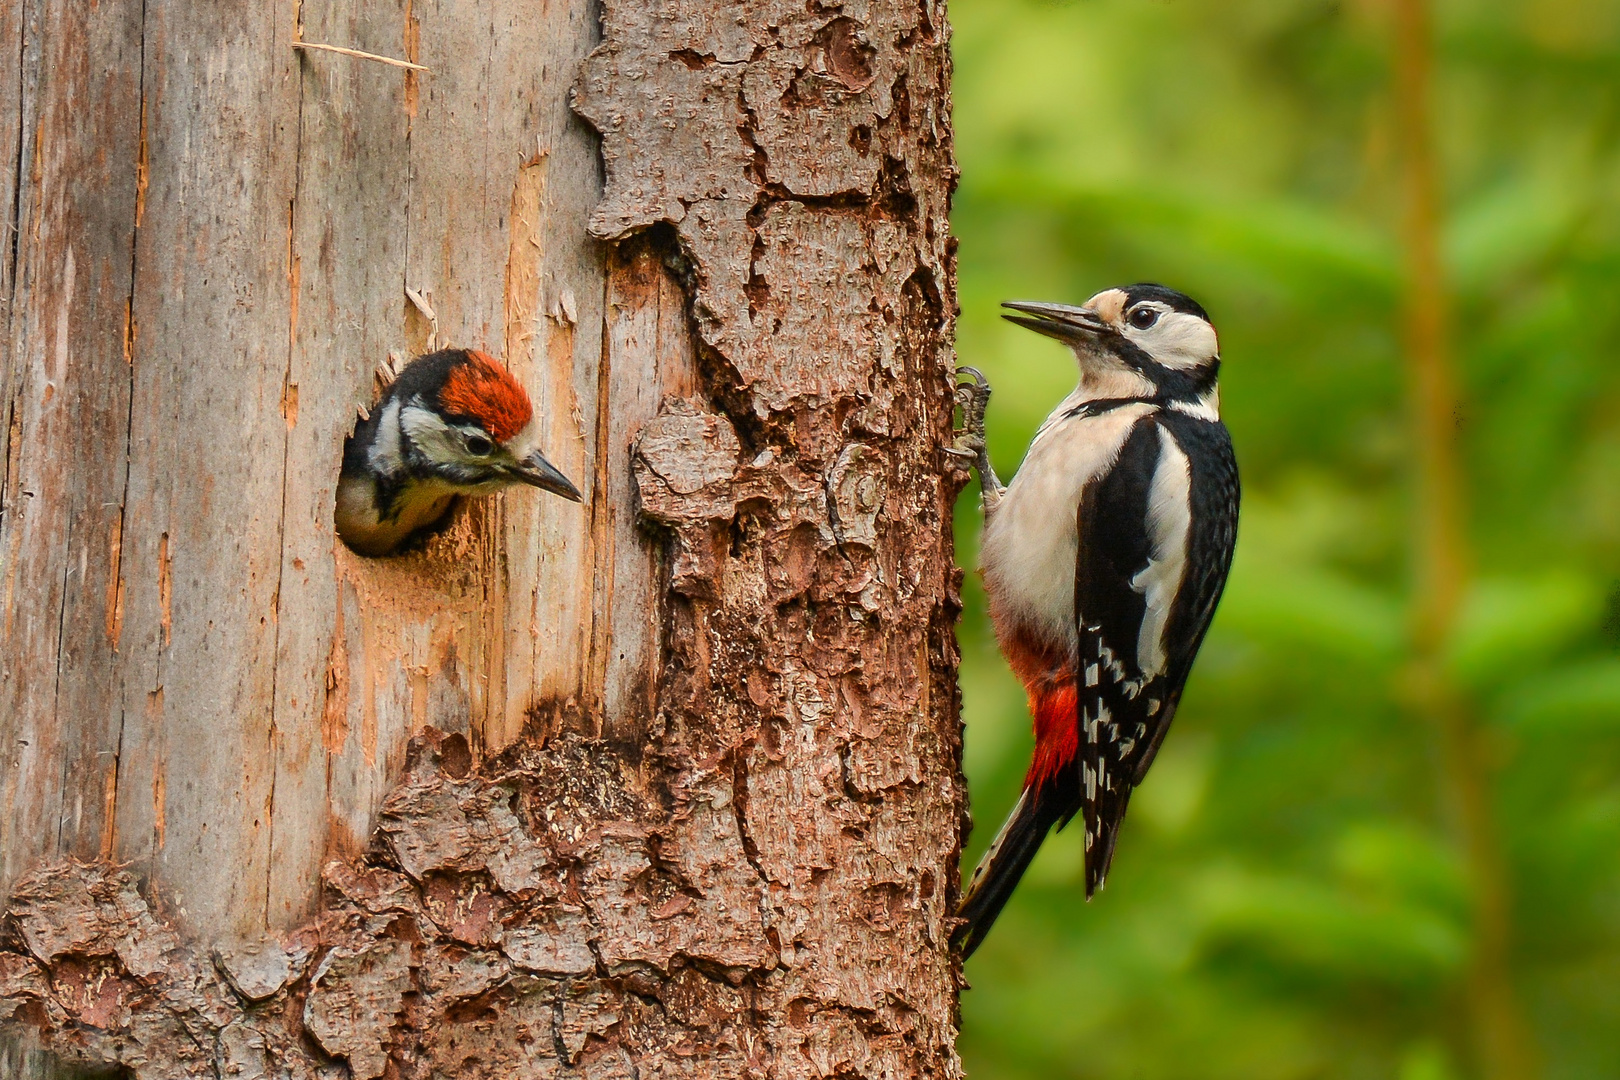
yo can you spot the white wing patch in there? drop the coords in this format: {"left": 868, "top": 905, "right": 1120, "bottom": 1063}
{"left": 1130, "top": 426, "right": 1193, "bottom": 677}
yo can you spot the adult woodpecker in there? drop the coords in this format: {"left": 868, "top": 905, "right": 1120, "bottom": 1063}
{"left": 335, "top": 348, "right": 582, "bottom": 557}
{"left": 951, "top": 284, "right": 1239, "bottom": 958}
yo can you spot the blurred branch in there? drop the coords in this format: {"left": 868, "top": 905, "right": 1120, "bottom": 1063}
{"left": 962, "top": 171, "right": 1402, "bottom": 296}
{"left": 1392, "top": 1, "right": 1538, "bottom": 1078}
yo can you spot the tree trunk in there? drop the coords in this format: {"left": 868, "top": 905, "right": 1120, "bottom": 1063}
{"left": 0, "top": 0, "right": 963, "bottom": 1077}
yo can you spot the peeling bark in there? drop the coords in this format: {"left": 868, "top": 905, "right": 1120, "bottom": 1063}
{"left": 1, "top": 719, "right": 960, "bottom": 1077}
{"left": 1, "top": 0, "right": 962, "bottom": 1076}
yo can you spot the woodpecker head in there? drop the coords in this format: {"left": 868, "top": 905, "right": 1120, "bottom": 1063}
{"left": 336, "top": 348, "right": 582, "bottom": 556}
{"left": 366, "top": 348, "right": 583, "bottom": 501}
{"left": 1002, "top": 284, "right": 1220, "bottom": 398}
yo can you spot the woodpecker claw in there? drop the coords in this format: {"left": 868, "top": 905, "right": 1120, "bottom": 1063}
{"left": 949, "top": 366, "right": 1004, "bottom": 511}
{"left": 950, "top": 366, "right": 992, "bottom": 458}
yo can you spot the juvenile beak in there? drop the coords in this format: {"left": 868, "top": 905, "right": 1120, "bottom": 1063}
{"left": 1001, "top": 300, "right": 1113, "bottom": 344}
{"left": 510, "top": 450, "right": 583, "bottom": 502}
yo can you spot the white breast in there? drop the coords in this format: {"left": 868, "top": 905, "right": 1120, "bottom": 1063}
{"left": 335, "top": 473, "right": 458, "bottom": 557}
{"left": 980, "top": 402, "right": 1156, "bottom": 651}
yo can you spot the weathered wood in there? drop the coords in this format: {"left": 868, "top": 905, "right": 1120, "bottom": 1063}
{"left": 267, "top": 0, "right": 419, "bottom": 931}
{"left": 0, "top": 0, "right": 964, "bottom": 1076}
{"left": 483, "top": 0, "right": 614, "bottom": 751}
{"left": 590, "top": 247, "right": 700, "bottom": 740}
{"left": 107, "top": 0, "right": 303, "bottom": 941}
{"left": 0, "top": 0, "right": 21, "bottom": 334}
{"left": 0, "top": 0, "right": 145, "bottom": 903}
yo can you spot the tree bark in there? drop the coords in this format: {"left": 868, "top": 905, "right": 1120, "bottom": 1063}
{"left": 0, "top": 0, "right": 963, "bottom": 1077}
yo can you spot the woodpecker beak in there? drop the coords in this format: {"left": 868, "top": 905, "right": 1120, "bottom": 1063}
{"left": 1001, "top": 300, "right": 1114, "bottom": 343}
{"left": 509, "top": 450, "right": 583, "bottom": 502}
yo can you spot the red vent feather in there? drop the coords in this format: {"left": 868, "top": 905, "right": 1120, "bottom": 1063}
{"left": 1025, "top": 680, "right": 1079, "bottom": 790}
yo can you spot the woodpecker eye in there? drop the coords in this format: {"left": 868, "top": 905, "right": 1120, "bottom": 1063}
{"left": 1127, "top": 306, "right": 1160, "bottom": 330}
{"left": 464, "top": 434, "right": 494, "bottom": 456}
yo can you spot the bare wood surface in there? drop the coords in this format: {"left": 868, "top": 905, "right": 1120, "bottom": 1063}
{"left": 0, "top": 0, "right": 964, "bottom": 1076}
{"left": 0, "top": 0, "right": 21, "bottom": 338}
{"left": 0, "top": 0, "right": 147, "bottom": 907}
{"left": 268, "top": 0, "right": 419, "bottom": 932}
{"left": 107, "top": 0, "right": 303, "bottom": 943}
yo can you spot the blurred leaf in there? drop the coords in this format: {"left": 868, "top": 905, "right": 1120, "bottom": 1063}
{"left": 1496, "top": 659, "right": 1620, "bottom": 731}
{"left": 1192, "top": 865, "right": 1469, "bottom": 985}
{"left": 968, "top": 173, "right": 1401, "bottom": 297}
{"left": 1135, "top": 733, "right": 1216, "bottom": 836}
{"left": 1446, "top": 172, "right": 1583, "bottom": 293}
{"left": 1399, "top": 1040, "right": 1460, "bottom": 1080}
{"left": 1332, "top": 821, "right": 1469, "bottom": 916}
{"left": 1219, "top": 563, "right": 1405, "bottom": 664}
{"left": 1446, "top": 571, "right": 1604, "bottom": 686}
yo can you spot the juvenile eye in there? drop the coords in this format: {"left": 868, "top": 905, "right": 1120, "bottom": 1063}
{"left": 464, "top": 434, "right": 494, "bottom": 456}
{"left": 1127, "top": 306, "right": 1160, "bottom": 330}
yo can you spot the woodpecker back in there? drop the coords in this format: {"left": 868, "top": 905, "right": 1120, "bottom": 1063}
{"left": 955, "top": 285, "right": 1239, "bottom": 958}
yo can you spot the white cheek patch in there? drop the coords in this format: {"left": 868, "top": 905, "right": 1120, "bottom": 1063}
{"left": 1133, "top": 311, "right": 1218, "bottom": 371}
{"left": 400, "top": 401, "right": 474, "bottom": 466}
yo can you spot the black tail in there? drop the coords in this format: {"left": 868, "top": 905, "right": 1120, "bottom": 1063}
{"left": 1082, "top": 779, "right": 1132, "bottom": 898}
{"left": 953, "top": 789, "right": 1065, "bottom": 958}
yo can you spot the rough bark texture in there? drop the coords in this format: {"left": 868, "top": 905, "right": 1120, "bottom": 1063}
{"left": 0, "top": 0, "right": 962, "bottom": 1076}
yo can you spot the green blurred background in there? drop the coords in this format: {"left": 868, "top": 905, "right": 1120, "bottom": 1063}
{"left": 948, "top": 2, "right": 1620, "bottom": 1078}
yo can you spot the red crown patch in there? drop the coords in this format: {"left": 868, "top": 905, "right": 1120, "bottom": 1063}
{"left": 437, "top": 350, "right": 534, "bottom": 444}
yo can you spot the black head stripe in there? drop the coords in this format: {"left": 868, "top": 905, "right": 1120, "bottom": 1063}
{"left": 1092, "top": 337, "right": 1217, "bottom": 404}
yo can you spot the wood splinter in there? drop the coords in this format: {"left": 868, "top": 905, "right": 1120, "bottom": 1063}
{"left": 292, "top": 40, "right": 431, "bottom": 73}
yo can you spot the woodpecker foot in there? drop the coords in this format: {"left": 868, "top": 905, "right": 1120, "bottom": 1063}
{"left": 947, "top": 366, "right": 990, "bottom": 459}
{"left": 948, "top": 366, "right": 1003, "bottom": 512}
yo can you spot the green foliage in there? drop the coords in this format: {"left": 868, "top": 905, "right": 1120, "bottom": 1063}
{"left": 950, "top": 1, "right": 1620, "bottom": 1076}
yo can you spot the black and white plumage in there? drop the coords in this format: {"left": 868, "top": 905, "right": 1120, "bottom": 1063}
{"left": 952, "top": 284, "right": 1239, "bottom": 958}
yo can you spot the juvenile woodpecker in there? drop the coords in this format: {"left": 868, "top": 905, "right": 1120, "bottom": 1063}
{"left": 952, "top": 284, "right": 1239, "bottom": 958}
{"left": 335, "top": 348, "right": 582, "bottom": 557}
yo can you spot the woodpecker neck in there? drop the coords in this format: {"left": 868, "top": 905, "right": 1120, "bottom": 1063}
{"left": 342, "top": 394, "right": 451, "bottom": 525}
{"left": 1074, "top": 360, "right": 1161, "bottom": 403}
{"left": 1049, "top": 352, "right": 1220, "bottom": 431}
{"left": 1065, "top": 333, "right": 1220, "bottom": 408}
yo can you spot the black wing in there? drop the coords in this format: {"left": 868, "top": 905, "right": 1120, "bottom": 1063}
{"left": 1076, "top": 413, "right": 1238, "bottom": 895}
